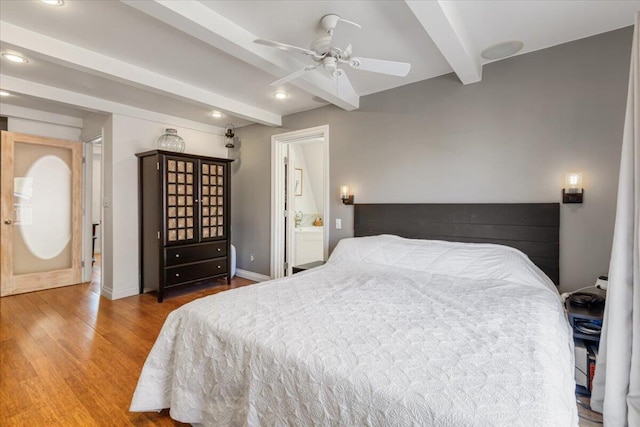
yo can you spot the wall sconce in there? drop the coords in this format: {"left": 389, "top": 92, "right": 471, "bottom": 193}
{"left": 224, "top": 124, "right": 235, "bottom": 148}
{"left": 563, "top": 172, "right": 583, "bottom": 203}
{"left": 340, "top": 185, "right": 354, "bottom": 205}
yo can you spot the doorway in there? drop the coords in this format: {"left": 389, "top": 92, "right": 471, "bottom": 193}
{"left": 82, "top": 137, "right": 103, "bottom": 293}
{"left": 0, "top": 131, "right": 83, "bottom": 296}
{"left": 271, "top": 125, "right": 329, "bottom": 279}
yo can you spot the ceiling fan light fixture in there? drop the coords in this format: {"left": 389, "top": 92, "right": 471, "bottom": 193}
{"left": 2, "top": 53, "right": 28, "bottom": 64}
{"left": 273, "top": 91, "right": 289, "bottom": 100}
{"left": 481, "top": 40, "right": 524, "bottom": 60}
{"left": 331, "top": 69, "right": 343, "bottom": 79}
{"left": 322, "top": 56, "right": 338, "bottom": 74}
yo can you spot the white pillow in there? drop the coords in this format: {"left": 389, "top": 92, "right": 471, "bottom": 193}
{"left": 328, "top": 234, "right": 557, "bottom": 293}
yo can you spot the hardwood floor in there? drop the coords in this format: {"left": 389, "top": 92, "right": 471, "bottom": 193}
{"left": 577, "top": 395, "right": 604, "bottom": 426}
{"left": 0, "top": 276, "right": 254, "bottom": 426}
{"left": 89, "top": 253, "right": 102, "bottom": 295}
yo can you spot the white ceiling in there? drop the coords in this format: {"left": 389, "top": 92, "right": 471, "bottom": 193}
{"left": 0, "top": 0, "right": 638, "bottom": 131}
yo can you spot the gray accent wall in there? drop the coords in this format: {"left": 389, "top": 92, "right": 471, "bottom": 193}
{"left": 229, "top": 125, "right": 291, "bottom": 275}
{"left": 232, "top": 27, "right": 632, "bottom": 292}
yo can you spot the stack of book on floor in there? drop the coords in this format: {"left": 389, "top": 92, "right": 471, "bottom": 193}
{"left": 575, "top": 339, "right": 599, "bottom": 394}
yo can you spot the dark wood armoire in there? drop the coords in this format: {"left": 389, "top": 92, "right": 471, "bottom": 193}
{"left": 136, "top": 150, "right": 233, "bottom": 302}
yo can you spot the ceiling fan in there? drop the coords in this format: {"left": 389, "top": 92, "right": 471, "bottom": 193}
{"left": 254, "top": 14, "right": 411, "bottom": 87}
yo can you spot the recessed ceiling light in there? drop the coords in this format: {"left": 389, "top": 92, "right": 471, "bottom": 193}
{"left": 481, "top": 41, "right": 524, "bottom": 60}
{"left": 2, "top": 53, "right": 28, "bottom": 63}
{"left": 41, "top": 0, "right": 64, "bottom": 5}
{"left": 0, "top": 90, "right": 11, "bottom": 97}
{"left": 211, "top": 111, "right": 223, "bottom": 118}
{"left": 273, "top": 91, "right": 289, "bottom": 100}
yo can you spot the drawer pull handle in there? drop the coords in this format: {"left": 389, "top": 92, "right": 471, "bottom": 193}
{"left": 175, "top": 273, "right": 180, "bottom": 277}
{"left": 175, "top": 254, "right": 180, "bottom": 258}
{"left": 217, "top": 248, "right": 221, "bottom": 252}
{"left": 217, "top": 265, "right": 221, "bottom": 269}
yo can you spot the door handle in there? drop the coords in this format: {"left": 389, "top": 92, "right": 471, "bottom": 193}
{"left": 3, "top": 219, "right": 12, "bottom": 225}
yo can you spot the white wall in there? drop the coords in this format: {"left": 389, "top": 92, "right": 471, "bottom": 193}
{"left": 102, "top": 115, "right": 114, "bottom": 296}
{"left": 81, "top": 113, "right": 109, "bottom": 141}
{"left": 103, "top": 114, "right": 227, "bottom": 300}
{"left": 92, "top": 144, "right": 102, "bottom": 252}
{"left": 8, "top": 116, "right": 81, "bottom": 141}
{"left": 292, "top": 144, "right": 318, "bottom": 218}
{"left": 301, "top": 142, "right": 324, "bottom": 215}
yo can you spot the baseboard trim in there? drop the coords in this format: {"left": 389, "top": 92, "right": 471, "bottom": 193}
{"left": 100, "top": 286, "right": 113, "bottom": 300}
{"left": 101, "top": 285, "right": 139, "bottom": 301}
{"left": 236, "top": 269, "right": 271, "bottom": 282}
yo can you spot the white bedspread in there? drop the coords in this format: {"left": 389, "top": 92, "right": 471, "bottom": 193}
{"left": 130, "top": 235, "right": 578, "bottom": 426}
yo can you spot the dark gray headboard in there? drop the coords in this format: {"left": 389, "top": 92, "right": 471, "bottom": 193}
{"left": 354, "top": 203, "right": 560, "bottom": 285}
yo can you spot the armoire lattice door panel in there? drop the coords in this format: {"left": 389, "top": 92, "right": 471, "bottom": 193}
{"left": 201, "top": 162, "right": 225, "bottom": 240}
{"left": 166, "top": 158, "right": 196, "bottom": 242}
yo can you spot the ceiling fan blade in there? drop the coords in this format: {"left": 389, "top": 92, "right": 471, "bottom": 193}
{"left": 330, "top": 19, "right": 361, "bottom": 55}
{"left": 349, "top": 57, "right": 411, "bottom": 77}
{"left": 335, "top": 70, "right": 355, "bottom": 98}
{"left": 338, "top": 17, "right": 361, "bottom": 29}
{"left": 343, "top": 44, "right": 352, "bottom": 59}
{"left": 254, "top": 39, "right": 318, "bottom": 57}
{"left": 270, "top": 64, "right": 320, "bottom": 87}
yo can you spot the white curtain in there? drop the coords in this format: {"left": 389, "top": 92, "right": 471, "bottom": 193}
{"left": 590, "top": 12, "right": 640, "bottom": 427}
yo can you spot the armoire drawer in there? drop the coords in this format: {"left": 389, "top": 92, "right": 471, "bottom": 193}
{"left": 165, "top": 257, "right": 228, "bottom": 287}
{"left": 164, "top": 241, "right": 227, "bottom": 267}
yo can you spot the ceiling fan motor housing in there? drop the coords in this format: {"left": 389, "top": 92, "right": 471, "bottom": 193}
{"left": 310, "top": 35, "right": 332, "bottom": 56}
{"left": 320, "top": 14, "right": 341, "bottom": 33}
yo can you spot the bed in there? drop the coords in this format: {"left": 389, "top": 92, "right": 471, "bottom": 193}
{"left": 130, "top": 203, "right": 577, "bottom": 426}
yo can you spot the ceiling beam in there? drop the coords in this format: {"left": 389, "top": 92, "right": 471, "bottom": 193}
{"left": 405, "top": 0, "right": 482, "bottom": 85}
{"left": 0, "top": 103, "right": 83, "bottom": 128}
{"left": 121, "top": 0, "right": 359, "bottom": 110}
{"left": 0, "top": 75, "right": 225, "bottom": 134}
{"left": 0, "top": 21, "right": 281, "bottom": 126}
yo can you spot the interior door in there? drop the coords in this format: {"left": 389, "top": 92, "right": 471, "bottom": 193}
{"left": 1, "top": 131, "right": 83, "bottom": 296}
{"left": 284, "top": 145, "right": 297, "bottom": 276}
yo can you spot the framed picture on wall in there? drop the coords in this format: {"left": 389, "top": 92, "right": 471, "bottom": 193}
{"left": 294, "top": 168, "right": 302, "bottom": 196}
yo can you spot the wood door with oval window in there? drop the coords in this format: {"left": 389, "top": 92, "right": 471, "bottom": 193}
{"left": 0, "top": 131, "right": 82, "bottom": 297}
